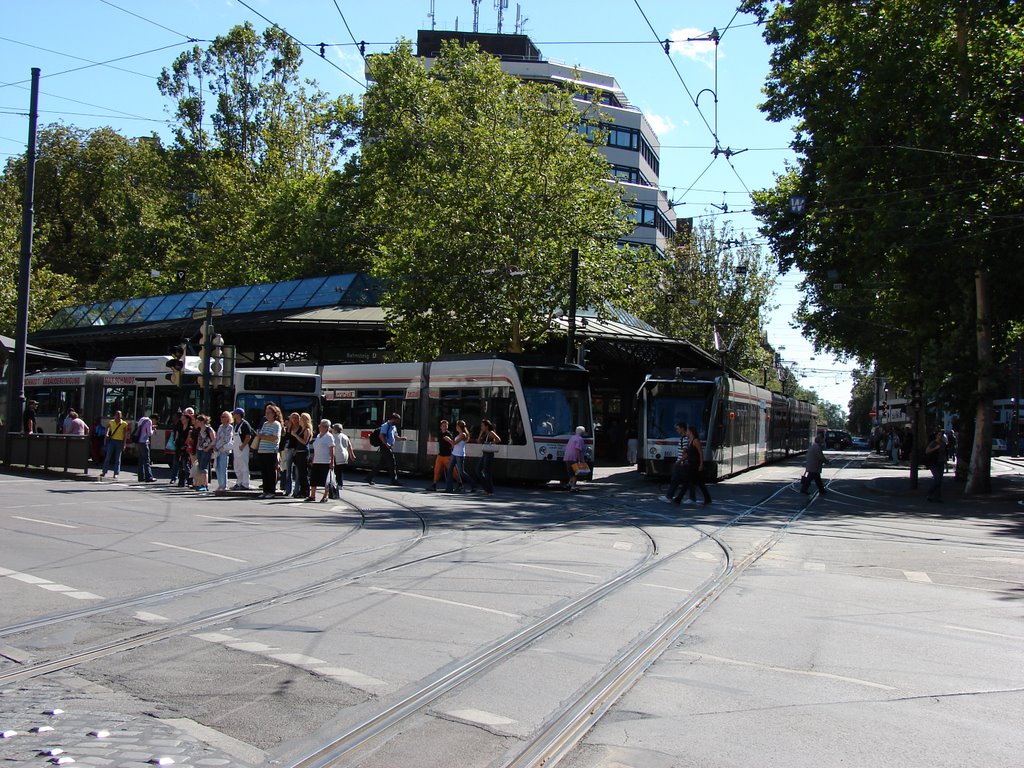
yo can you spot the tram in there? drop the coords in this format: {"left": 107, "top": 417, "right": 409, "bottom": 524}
{"left": 636, "top": 370, "right": 818, "bottom": 481}
{"left": 320, "top": 355, "right": 593, "bottom": 482}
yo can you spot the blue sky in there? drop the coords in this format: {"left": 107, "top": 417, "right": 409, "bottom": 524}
{"left": 0, "top": 0, "right": 857, "bottom": 410}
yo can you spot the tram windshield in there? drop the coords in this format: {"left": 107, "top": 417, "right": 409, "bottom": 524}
{"left": 645, "top": 381, "right": 716, "bottom": 441}
{"left": 521, "top": 368, "right": 591, "bottom": 437}
{"left": 236, "top": 393, "right": 320, "bottom": 428}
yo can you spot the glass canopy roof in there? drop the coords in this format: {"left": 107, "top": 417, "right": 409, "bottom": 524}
{"left": 41, "top": 273, "right": 377, "bottom": 331}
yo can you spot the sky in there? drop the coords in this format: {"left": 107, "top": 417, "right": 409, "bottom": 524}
{"left": 0, "top": 0, "right": 860, "bottom": 410}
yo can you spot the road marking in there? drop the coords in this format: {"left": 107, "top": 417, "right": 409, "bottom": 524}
{"left": 316, "top": 667, "right": 388, "bottom": 689}
{"left": 270, "top": 653, "right": 326, "bottom": 666}
{"left": 446, "top": 708, "right": 516, "bottom": 727}
{"left": 679, "top": 651, "right": 896, "bottom": 690}
{"left": 803, "top": 562, "right": 826, "bottom": 571}
{"left": 150, "top": 541, "right": 247, "bottom": 563}
{"left": 193, "top": 632, "right": 388, "bottom": 691}
{"left": 968, "top": 556, "right": 1024, "bottom": 565}
{"left": 0, "top": 567, "right": 103, "bottom": 600}
{"left": 903, "top": 570, "right": 933, "bottom": 583}
{"left": 135, "top": 611, "right": 170, "bottom": 623}
{"left": 945, "top": 625, "right": 1023, "bottom": 640}
{"left": 196, "top": 514, "right": 262, "bottom": 526}
{"left": 12, "top": 516, "right": 78, "bottom": 528}
{"left": 642, "top": 582, "right": 690, "bottom": 593}
{"left": 369, "top": 587, "right": 520, "bottom": 618}
{"left": 613, "top": 542, "right": 633, "bottom": 551}
{"left": 517, "top": 564, "right": 600, "bottom": 580}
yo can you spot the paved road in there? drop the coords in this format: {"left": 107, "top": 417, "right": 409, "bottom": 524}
{"left": 0, "top": 453, "right": 1020, "bottom": 767}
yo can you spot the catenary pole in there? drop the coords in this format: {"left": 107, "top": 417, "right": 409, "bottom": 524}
{"left": 7, "top": 68, "right": 40, "bottom": 433}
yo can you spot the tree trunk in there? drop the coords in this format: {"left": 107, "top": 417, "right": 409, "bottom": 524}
{"left": 966, "top": 268, "right": 992, "bottom": 494}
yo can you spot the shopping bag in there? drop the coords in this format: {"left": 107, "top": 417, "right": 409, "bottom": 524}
{"left": 327, "top": 469, "right": 340, "bottom": 500}
{"left": 571, "top": 462, "right": 591, "bottom": 477}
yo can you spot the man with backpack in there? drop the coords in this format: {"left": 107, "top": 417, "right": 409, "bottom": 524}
{"left": 368, "top": 413, "right": 404, "bottom": 486}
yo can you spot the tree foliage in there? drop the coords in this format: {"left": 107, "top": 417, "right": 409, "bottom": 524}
{"left": 358, "top": 40, "right": 654, "bottom": 360}
{"left": 642, "top": 218, "right": 778, "bottom": 383}
{"left": 742, "top": 0, "right": 1024, "bottom": 488}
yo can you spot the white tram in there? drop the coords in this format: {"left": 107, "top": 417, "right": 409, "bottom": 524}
{"left": 320, "top": 356, "right": 593, "bottom": 482}
{"left": 636, "top": 371, "right": 818, "bottom": 481}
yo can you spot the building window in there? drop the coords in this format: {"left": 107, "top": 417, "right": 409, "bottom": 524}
{"left": 581, "top": 122, "right": 660, "bottom": 177}
{"left": 629, "top": 203, "right": 675, "bottom": 239}
{"left": 610, "top": 165, "right": 652, "bottom": 186}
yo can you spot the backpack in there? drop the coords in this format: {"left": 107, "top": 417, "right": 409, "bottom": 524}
{"left": 130, "top": 421, "right": 142, "bottom": 443}
{"left": 369, "top": 426, "right": 383, "bottom": 448}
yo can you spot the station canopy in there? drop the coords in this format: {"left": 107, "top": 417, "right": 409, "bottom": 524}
{"left": 40, "top": 273, "right": 378, "bottom": 331}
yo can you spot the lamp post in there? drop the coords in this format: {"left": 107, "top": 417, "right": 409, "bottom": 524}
{"left": 565, "top": 248, "right": 579, "bottom": 365}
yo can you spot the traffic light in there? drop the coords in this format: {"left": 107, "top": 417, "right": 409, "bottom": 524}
{"left": 910, "top": 377, "right": 923, "bottom": 410}
{"left": 165, "top": 343, "right": 185, "bottom": 386}
{"left": 197, "top": 323, "right": 210, "bottom": 376}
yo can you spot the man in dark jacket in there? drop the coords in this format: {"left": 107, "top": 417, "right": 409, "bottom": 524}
{"left": 801, "top": 435, "right": 827, "bottom": 495}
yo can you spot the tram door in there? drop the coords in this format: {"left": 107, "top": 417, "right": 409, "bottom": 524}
{"left": 134, "top": 378, "right": 157, "bottom": 423}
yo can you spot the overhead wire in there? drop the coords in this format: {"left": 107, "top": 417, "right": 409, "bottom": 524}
{"left": 235, "top": 0, "right": 366, "bottom": 90}
{"left": 331, "top": 0, "right": 367, "bottom": 65}
{"left": 95, "top": 0, "right": 198, "bottom": 43}
{"left": 0, "top": 35, "right": 162, "bottom": 85}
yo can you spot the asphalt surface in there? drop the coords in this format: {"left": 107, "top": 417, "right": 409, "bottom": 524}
{"left": 1, "top": 451, "right": 1021, "bottom": 767}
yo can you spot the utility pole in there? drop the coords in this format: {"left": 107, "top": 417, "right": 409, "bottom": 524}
{"left": 1015, "top": 338, "right": 1022, "bottom": 458}
{"left": 7, "top": 68, "right": 40, "bottom": 434}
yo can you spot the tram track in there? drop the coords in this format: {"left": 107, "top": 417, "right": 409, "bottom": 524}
{"left": 283, "top": 480, "right": 810, "bottom": 768}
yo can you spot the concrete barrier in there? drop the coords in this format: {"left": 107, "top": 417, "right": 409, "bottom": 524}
{"left": 4, "top": 431, "right": 92, "bottom": 474}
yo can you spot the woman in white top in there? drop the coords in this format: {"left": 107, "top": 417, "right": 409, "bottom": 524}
{"left": 444, "top": 420, "right": 475, "bottom": 493}
{"left": 309, "top": 419, "right": 335, "bottom": 503}
{"left": 213, "top": 411, "right": 234, "bottom": 491}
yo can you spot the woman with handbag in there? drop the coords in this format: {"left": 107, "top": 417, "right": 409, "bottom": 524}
{"left": 563, "top": 426, "right": 588, "bottom": 493}
{"left": 213, "top": 411, "right": 234, "bottom": 492}
{"left": 193, "top": 414, "right": 216, "bottom": 492}
{"left": 445, "top": 420, "right": 474, "bottom": 493}
{"left": 474, "top": 419, "right": 501, "bottom": 496}
{"left": 290, "top": 413, "right": 314, "bottom": 499}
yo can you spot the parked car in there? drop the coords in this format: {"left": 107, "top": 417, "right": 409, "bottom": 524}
{"left": 851, "top": 435, "right": 870, "bottom": 449}
{"left": 823, "top": 429, "right": 853, "bottom": 450}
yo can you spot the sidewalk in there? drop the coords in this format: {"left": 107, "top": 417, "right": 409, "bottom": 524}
{"left": 0, "top": 672, "right": 263, "bottom": 767}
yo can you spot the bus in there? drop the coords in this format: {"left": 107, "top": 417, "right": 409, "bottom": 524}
{"left": 320, "top": 356, "right": 593, "bottom": 482}
{"left": 636, "top": 370, "right": 818, "bottom": 481}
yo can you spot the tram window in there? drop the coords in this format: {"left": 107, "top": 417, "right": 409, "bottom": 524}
{"left": 103, "top": 386, "right": 135, "bottom": 419}
{"left": 437, "top": 387, "right": 485, "bottom": 432}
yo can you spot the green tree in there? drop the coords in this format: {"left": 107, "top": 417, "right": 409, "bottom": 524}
{"left": 643, "top": 219, "right": 778, "bottom": 382}
{"left": 742, "top": 0, "right": 1024, "bottom": 492}
{"left": 357, "top": 40, "right": 652, "bottom": 360}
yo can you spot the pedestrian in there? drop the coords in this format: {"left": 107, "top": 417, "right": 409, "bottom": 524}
{"left": 171, "top": 408, "right": 193, "bottom": 486}
{"left": 445, "top": 420, "right": 473, "bottom": 492}
{"left": 230, "top": 407, "right": 254, "bottom": 490}
{"left": 890, "top": 429, "right": 901, "bottom": 464}
{"left": 213, "top": 411, "right": 234, "bottom": 492}
{"left": 801, "top": 434, "right": 827, "bottom": 496}
{"left": 193, "top": 414, "right": 216, "bottom": 492}
{"left": 674, "top": 425, "right": 712, "bottom": 504}
{"left": 101, "top": 410, "right": 128, "bottom": 479}
{"left": 925, "top": 429, "right": 945, "bottom": 503}
{"left": 430, "top": 419, "right": 455, "bottom": 491}
{"left": 255, "top": 403, "right": 283, "bottom": 498}
{"left": 330, "top": 423, "right": 355, "bottom": 488}
{"left": 90, "top": 416, "right": 105, "bottom": 463}
{"left": 66, "top": 410, "right": 89, "bottom": 437}
{"left": 474, "top": 418, "right": 501, "bottom": 495}
{"left": 661, "top": 422, "right": 691, "bottom": 504}
{"left": 280, "top": 412, "right": 301, "bottom": 496}
{"left": 23, "top": 399, "right": 38, "bottom": 434}
{"left": 135, "top": 412, "right": 156, "bottom": 482}
{"left": 563, "top": 425, "right": 587, "bottom": 493}
{"left": 290, "top": 412, "right": 314, "bottom": 499}
{"left": 309, "top": 419, "right": 336, "bottom": 502}
{"left": 369, "top": 412, "right": 404, "bottom": 485}
{"left": 61, "top": 409, "right": 74, "bottom": 435}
